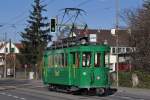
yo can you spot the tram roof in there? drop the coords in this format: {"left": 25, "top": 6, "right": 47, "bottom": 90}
{"left": 45, "top": 44, "right": 110, "bottom": 55}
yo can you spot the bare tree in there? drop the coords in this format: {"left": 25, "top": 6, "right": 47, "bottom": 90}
{"left": 124, "top": 0, "right": 150, "bottom": 72}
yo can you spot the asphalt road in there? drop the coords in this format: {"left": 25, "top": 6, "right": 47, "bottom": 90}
{"left": 0, "top": 79, "right": 150, "bottom": 100}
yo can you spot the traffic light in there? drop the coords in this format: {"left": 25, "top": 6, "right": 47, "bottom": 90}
{"left": 50, "top": 18, "right": 56, "bottom": 32}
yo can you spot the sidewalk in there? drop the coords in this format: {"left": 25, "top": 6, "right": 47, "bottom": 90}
{"left": 28, "top": 79, "right": 44, "bottom": 87}
{"left": 0, "top": 79, "right": 44, "bottom": 91}
{"left": 116, "top": 86, "right": 150, "bottom": 96}
{"left": 0, "top": 86, "right": 16, "bottom": 91}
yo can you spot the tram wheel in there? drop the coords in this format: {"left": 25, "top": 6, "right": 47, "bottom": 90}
{"left": 96, "top": 88, "right": 105, "bottom": 96}
{"left": 81, "top": 89, "right": 88, "bottom": 95}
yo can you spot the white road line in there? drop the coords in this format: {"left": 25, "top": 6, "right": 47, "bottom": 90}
{"left": 112, "top": 95, "right": 145, "bottom": 100}
{"left": 1, "top": 92, "right": 6, "bottom": 95}
{"left": 7, "top": 94, "right": 12, "bottom": 97}
{"left": 0, "top": 92, "right": 26, "bottom": 100}
{"left": 20, "top": 98, "right": 26, "bottom": 100}
{"left": 13, "top": 95, "right": 19, "bottom": 99}
{"left": 0, "top": 92, "right": 4, "bottom": 95}
{"left": 121, "top": 96, "right": 132, "bottom": 100}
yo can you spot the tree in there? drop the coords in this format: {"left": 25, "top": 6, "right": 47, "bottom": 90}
{"left": 125, "top": 0, "right": 150, "bottom": 72}
{"left": 21, "top": 0, "right": 51, "bottom": 78}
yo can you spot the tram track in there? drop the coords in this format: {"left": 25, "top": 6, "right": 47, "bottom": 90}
{"left": 1, "top": 86, "right": 149, "bottom": 100}
{"left": 0, "top": 80, "right": 149, "bottom": 100}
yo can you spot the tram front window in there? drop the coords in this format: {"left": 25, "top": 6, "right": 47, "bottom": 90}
{"left": 82, "top": 52, "right": 91, "bottom": 67}
{"left": 95, "top": 53, "right": 101, "bottom": 67}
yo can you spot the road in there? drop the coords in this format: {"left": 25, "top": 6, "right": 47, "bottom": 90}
{"left": 0, "top": 79, "right": 150, "bottom": 100}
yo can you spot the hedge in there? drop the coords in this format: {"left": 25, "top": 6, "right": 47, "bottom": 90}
{"left": 111, "top": 71, "right": 150, "bottom": 89}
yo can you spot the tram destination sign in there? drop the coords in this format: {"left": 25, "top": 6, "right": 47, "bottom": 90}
{"left": 89, "top": 34, "right": 97, "bottom": 42}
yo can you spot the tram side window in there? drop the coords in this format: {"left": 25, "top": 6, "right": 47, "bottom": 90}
{"left": 82, "top": 52, "right": 91, "bottom": 67}
{"left": 71, "top": 52, "right": 76, "bottom": 65}
{"left": 52, "top": 55, "right": 54, "bottom": 66}
{"left": 62, "top": 53, "right": 64, "bottom": 67}
{"left": 48, "top": 56, "right": 50, "bottom": 67}
{"left": 55, "top": 54, "right": 63, "bottom": 67}
{"left": 54, "top": 55, "right": 58, "bottom": 67}
{"left": 59, "top": 54, "right": 63, "bottom": 67}
{"left": 65, "top": 53, "right": 68, "bottom": 67}
{"left": 71, "top": 52, "right": 80, "bottom": 68}
{"left": 58, "top": 54, "right": 61, "bottom": 67}
{"left": 48, "top": 55, "right": 52, "bottom": 67}
{"left": 95, "top": 53, "right": 101, "bottom": 67}
{"left": 76, "top": 53, "right": 80, "bottom": 67}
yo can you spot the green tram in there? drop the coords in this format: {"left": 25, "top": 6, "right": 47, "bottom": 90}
{"left": 42, "top": 40, "right": 111, "bottom": 95}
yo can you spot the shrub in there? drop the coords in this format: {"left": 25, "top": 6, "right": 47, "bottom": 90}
{"left": 117, "top": 71, "right": 150, "bottom": 89}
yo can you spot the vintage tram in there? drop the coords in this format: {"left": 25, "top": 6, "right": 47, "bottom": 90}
{"left": 42, "top": 36, "right": 111, "bottom": 95}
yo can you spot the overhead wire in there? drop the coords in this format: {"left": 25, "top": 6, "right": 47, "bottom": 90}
{"left": 46, "top": 0, "right": 55, "bottom": 6}
{"left": 0, "top": 16, "right": 28, "bottom": 31}
{"left": 75, "top": 0, "right": 92, "bottom": 8}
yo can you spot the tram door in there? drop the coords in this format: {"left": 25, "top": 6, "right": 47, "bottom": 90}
{"left": 70, "top": 52, "right": 80, "bottom": 85}
{"left": 81, "top": 52, "right": 93, "bottom": 86}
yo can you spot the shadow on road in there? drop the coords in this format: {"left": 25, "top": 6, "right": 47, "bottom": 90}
{"left": 63, "top": 88, "right": 118, "bottom": 97}
{"left": 72, "top": 88, "right": 118, "bottom": 97}
{"left": 102, "top": 88, "right": 118, "bottom": 97}
{"left": 45, "top": 86, "right": 118, "bottom": 97}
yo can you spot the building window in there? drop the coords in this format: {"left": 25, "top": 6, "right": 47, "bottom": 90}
{"left": 112, "top": 47, "right": 116, "bottom": 54}
{"left": 10, "top": 48, "right": 15, "bottom": 53}
{"left": 118, "top": 48, "right": 122, "bottom": 54}
{"left": 126, "top": 48, "right": 131, "bottom": 53}
{"left": 122, "top": 48, "right": 125, "bottom": 53}
{"left": 5, "top": 48, "right": 8, "bottom": 53}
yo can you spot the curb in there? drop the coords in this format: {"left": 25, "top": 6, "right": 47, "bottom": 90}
{"left": 0, "top": 86, "right": 16, "bottom": 91}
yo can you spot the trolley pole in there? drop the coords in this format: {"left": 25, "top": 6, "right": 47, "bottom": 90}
{"left": 115, "top": 0, "right": 119, "bottom": 87}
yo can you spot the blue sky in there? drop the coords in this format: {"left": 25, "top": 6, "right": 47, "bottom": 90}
{"left": 0, "top": 0, "right": 143, "bottom": 43}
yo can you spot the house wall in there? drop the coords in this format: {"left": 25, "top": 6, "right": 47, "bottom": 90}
{"left": 0, "top": 42, "right": 19, "bottom": 54}
{"left": 0, "top": 56, "right": 4, "bottom": 66}
{"left": 0, "top": 42, "right": 20, "bottom": 77}
{"left": 106, "top": 47, "right": 133, "bottom": 72}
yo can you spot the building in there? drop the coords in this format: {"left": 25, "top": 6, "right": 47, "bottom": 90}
{"left": 0, "top": 41, "right": 20, "bottom": 77}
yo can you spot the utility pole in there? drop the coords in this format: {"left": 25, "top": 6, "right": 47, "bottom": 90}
{"left": 115, "top": 0, "right": 119, "bottom": 87}
{"left": 13, "top": 54, "right": 16, "bottom": 78}
{"left": 4, "top": 33, "right": 7, "bottom": 78}
{"left": 11, "top": 39, "right": 16, "bottom": 79}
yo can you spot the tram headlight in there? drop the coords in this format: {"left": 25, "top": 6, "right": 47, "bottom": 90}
{"left": 96, "top": 76, "right": 100, "bottom": 80}
{"left": 82, "top": 72, "right": 87, "bottom": 76}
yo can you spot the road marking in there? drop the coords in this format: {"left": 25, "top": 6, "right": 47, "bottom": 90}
{"left": 112, "top": 95, "right": 146, "bottom": 100}
{"left": 110, "top": 95, "right": 133, "bottom": 100}
{"left": 1, "top": 92, "right": 6, "bottom": 95}
{"left": 13, "top": 95, "right": 19, "bottom": 98}
{"left": 0, "top": 92, "right": 4, "bottom": 95}
{"left": 7, "top": 94, "right": 12, "bottom": 97}
{"left": 121, "top": 96, "right": 132, "bottom": 99}
{"left": 0, "top": 92, "right": 26, "bottom": 100}
{"left": 20, "top": 98, "right": 26, "bottom": 100}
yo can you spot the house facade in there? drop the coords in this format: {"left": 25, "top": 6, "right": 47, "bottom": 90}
{"left": 0, "top": 41, "right": 20, "bottom": 77}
